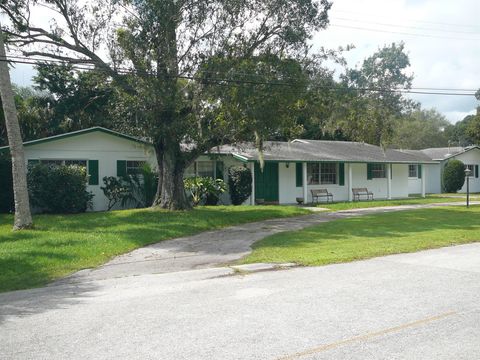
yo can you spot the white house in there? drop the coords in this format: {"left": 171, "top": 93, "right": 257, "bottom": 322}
{"left": 406, "top": 146, "right": 480, "bottom": 195}
{"left": 211, "top": 140, "right": 436, "bottom": 204}
{"left": 1, "top": 127, "right": 445, "bottom": 211}
{"left": 0, "top": 127, "right": 157, "bottom": 211}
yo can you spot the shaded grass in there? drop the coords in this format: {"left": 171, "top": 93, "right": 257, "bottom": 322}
{"left": 318, "top": 195, "right": 475, "bottom": 211}
{"left": 0, "top": 205, "right": 309, "bottom": 292}
{"left": 242, "top": 206, "right": 480, "bottom": 266}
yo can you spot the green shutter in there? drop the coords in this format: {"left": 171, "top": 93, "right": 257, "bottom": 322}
{"left": 338, "top": 162, "right": 345, "bottom": 186}
{"left": 476, "top": 165, "right": 479, "bottom": 178}
{"left": 295, "top": 162, "right": 303, "bottom": 187}
{"left": 215, "top": 161, "right": 224, "bottom": 180}
{"left": 418, "top": 165, "right": 422, "bottom": 179}
{"left": 88, "top": 160, "right": 99, "bottom": 185}
{"left": 117, "top": 160, "right": 127, "bottom": 177}
{"left": 367, "top": 163, "right": 373, "bottom": 180}
{"left": 390, "top": 164, "right": 393, "bottom": 179}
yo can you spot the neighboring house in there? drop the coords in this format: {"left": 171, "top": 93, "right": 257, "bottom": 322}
{"left": 0, "top": 127, "right": 157, "bottom": 211}
{"left": 406, "top": 146, "right": 480, "bottom": 194}
{"left": 213, "top": 139, "right": 436, "bottom": 204}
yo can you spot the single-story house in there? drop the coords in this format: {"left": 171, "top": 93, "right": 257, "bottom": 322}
{"left": 405, "top": 146, "right": 480, "bottom": 195}
{"left": 7, "top": 127, "right": 479, "bottom": 211}
{"left": 211, "top": 140, "right": 436, "bottom": 204}
{"left": 0, "top": 127, "right": 157, "bottom": 211}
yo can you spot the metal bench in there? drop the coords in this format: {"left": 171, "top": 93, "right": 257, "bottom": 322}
{"left": 352, "top": 187, "right": 374, "bottom": 201}
{"left": 311, "top": 189, "right": 333, "bottom": 203}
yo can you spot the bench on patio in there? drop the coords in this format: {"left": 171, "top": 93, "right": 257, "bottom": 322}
{"left": 311, "top": 189, "right": 333, "bottom": 203}
{"left": 352, "top": 187, "right": 374, "bottom": 201}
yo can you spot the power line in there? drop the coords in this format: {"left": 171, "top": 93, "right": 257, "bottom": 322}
{"left": 329, "top": 24, "right": 480, "bottom": 41}
{"left": 0, "top": 55, "right": 477, "bottom": 97}
{"left": 331, "top": 17, "right": 480, "bottom": 35}
{"left": 333, "top": 9, "right": 480, "bottom": 30}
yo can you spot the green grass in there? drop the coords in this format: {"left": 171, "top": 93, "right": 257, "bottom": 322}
{"left": 242, "top": 205, "right": 480, "bottom": 266}
{"left": 0, "top": 205, "right": 309, "bottom": 293}
{"left": 317, "top": 195, "right": 477, "bottom": 211}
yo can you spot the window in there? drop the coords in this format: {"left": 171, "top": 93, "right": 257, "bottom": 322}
{"left": 307, "top": 163, "right": 320, "bottom": 185}
{"left": 65, "top": 160, "right": 87, "bottom": 167}
{"left": 126, "top": 160, "right": 145, "bottom": 175}
{"left": 371, "top": 164, "right": 386, "bottom": 178}
{"left": 197, "top": 161, "right": 215, "bottom": 178}
{"left": 307, "top": 163, "right": 337, "bottom": 185}
{"left": 41, "top": 159, "right": 86, "bottom": 168}
{"left": 465, "top": 164, "right": 475, "bottom": 177}
{"left": 408, "top": 164, "right": 418, "bottom": 178}
{"left": 320, "top": 163, "right": 337, "bottom": 184}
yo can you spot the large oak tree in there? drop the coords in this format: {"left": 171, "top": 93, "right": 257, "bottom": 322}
{"left": 1, "top": 0, "right": 331, "bottom": 209}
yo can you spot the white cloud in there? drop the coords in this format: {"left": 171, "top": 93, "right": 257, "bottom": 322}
{"left": 312, "top": 0, "right": 480, "bottom": 123}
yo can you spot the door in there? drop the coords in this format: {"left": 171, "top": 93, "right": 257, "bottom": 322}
{"left": 255, "top": 162, "right": 279, "bottom": 203}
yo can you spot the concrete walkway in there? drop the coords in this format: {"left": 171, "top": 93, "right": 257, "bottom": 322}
{"left": 59, "top": 201, "right": 478, "bottom": 284}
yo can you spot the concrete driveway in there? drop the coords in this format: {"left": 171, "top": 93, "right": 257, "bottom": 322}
{"left": 60, "top": 201, "right": 478, "bottom": 283}
{"left": 2, "top": 243, "right": 480, "bottom": 359}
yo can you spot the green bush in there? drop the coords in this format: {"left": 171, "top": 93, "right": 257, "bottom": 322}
{"left": 443, "top": 159, "right": 466, "bottom": 193}
{"left": 228, "top": 166, "right": 252, "bottom": 205}
{"left": 184, "top": 176, "right": 227, "bottom": 206}
{"left": 0, "top": 156, "right": 14, "bottom": 213}
{"left": 28, "top": 164, "right": 94, "bottom": 213}
{"left": 121, "top": 164, "right": 159, "bottom": 208}
{"left": 100, "top": 176, "right": 130, "bottom": 210}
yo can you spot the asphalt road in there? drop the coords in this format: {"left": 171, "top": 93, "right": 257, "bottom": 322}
{"left": 2, "top": 243, "right": 480, "bottom": 359}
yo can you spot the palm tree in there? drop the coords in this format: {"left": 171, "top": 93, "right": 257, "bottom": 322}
{"left": 0, "top": 26, "right": 33, "bottom": 230}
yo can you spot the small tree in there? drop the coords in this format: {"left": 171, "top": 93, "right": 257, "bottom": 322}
{"left": 443, "top": 160, "right": 466, "bottom": 193}
{"left": 101, "top": 176, "right": 130, "bottom": 211}
{"left": 228, "top": 166, "right": 252, "bottom": 205}
{"left": 184, "top": 177, "right": 227, "bottom": 206}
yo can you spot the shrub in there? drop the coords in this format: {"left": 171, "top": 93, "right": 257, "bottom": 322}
{"left": 121, "top": 163, "right": 159, "bottom": 208}
{"left": 184, "top": 176, "right": 227, "bottom": 206}
{"left": 228, "top": 166, "right": 252, "bottom": 205}
{"left": 28, "top": 164, "right": 94, "bottom": 213}
{"left": 443, "top": 159, "right": 466, "bottom": 193}
{"left": 101, "top": 176, "right": 130, "bottom": 210}
{"left": 0, "top": 156, "right": 14, "bottom": 213}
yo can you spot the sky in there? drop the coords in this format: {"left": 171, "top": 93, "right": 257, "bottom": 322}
{"left": 8, "top": 0, "right": 480, "bottom": 123}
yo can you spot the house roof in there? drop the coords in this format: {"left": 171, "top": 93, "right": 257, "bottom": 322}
{"left": 0, "top": 127, "right": 152, "bottom": 151}
{"left": 420, "top": 146, "right": 480, "bottom": 161}
{"left": 216, "top": 139, "right": 438, "bottom": 164}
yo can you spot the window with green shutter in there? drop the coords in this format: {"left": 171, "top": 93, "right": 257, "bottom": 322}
{"left": 88, "top": 160, "right": 99, "bottom": 185}
{"left": 338, "top": 162, "right": 345, "bottom": 186}
{"left": 117, "top": 160, "right": 127, "bottom": 177}
{"left": 295, "top": 162, "right": 303, "bottom": 187}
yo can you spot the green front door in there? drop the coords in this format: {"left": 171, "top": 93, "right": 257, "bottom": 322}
{"left": 255, "top": 162, "right": 279, "bottom": 203}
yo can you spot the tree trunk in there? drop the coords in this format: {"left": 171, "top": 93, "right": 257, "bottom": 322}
{"left": 0, "top": 28, "right": 33, "bottom": 229}
{"left": 153, "top": 142, "right": 191, "bottom": 210}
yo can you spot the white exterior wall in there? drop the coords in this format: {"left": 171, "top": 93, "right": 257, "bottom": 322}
{"left": 278, "top": 162, "right": 410, "bottom": 204}
{"left": 425, "top": 164, "right": 441, "bottom": 194}
{"left": 408, "top": 164, "right": 440, "bottom": 195}
{"left": 350, "top": 163, "right": 409, "bottom": 200}
{"left": 448, "top": 149, "right": 480, "bottom": 193}
{"left": 24, "top": 132, "right": 156, "bottom": 211}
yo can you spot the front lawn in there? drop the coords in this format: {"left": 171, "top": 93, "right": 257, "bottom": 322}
{"left": 0, "top": 206, "right": 309, "bottom": 292}
{"left": 318, "top": 195, "right": 476, "bottom": 211}
{"left": 242, "top": 206, "right": 480, "bottom": 266}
